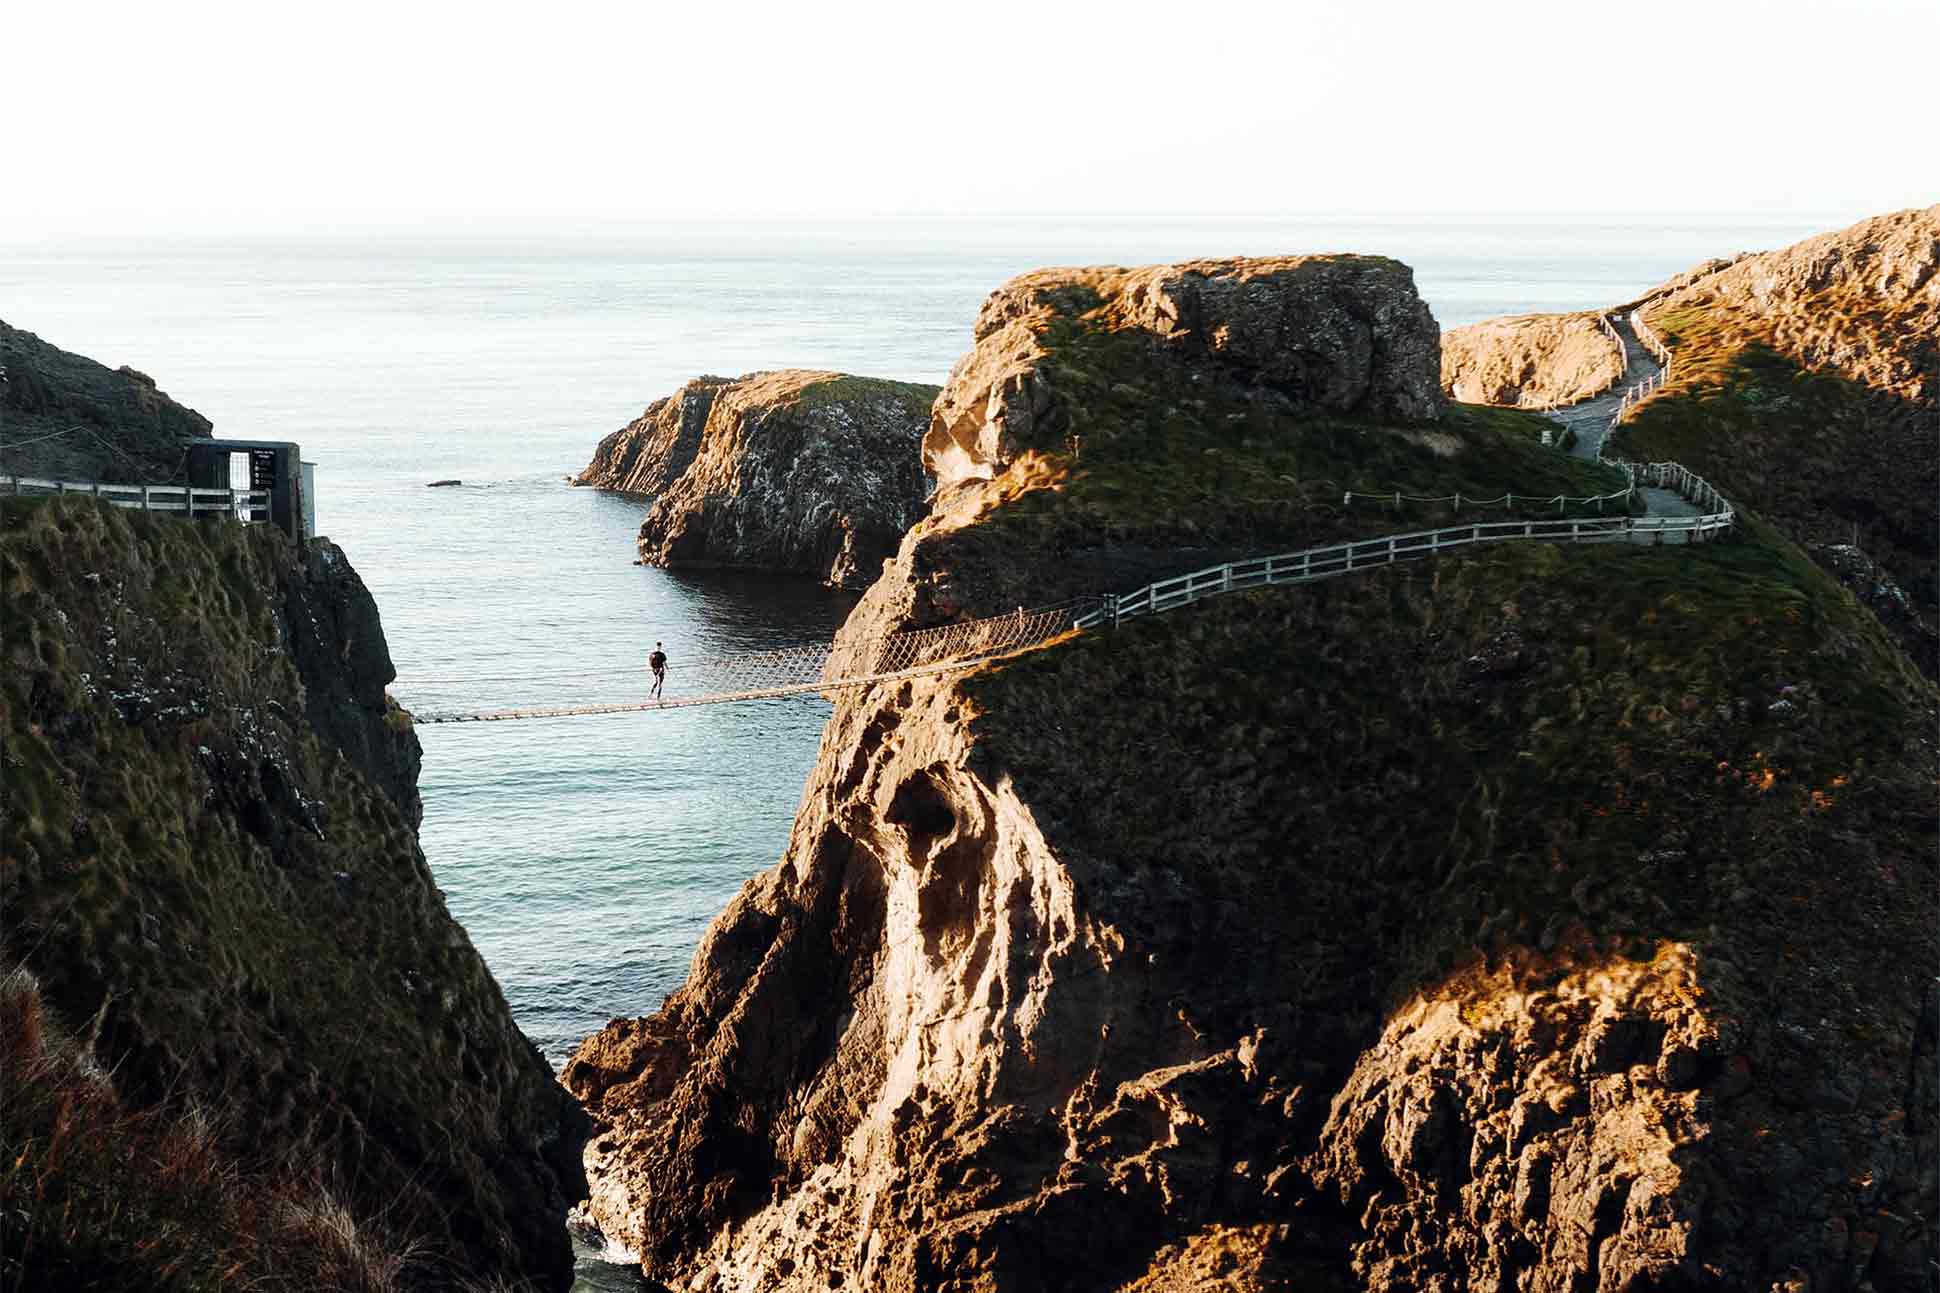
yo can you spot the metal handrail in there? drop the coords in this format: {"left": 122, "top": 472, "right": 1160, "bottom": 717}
{"left": 2, "top": 475, "right": 272, "bottom": 519}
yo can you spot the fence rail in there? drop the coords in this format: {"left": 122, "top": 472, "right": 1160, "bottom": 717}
{"left": 1075, "top": 459, "right": 1732, "bottom": 630}
{"left": 1341, "top": 484, "right": 1639, "bottom": 513}
{"left": 1632, "top": 309, "right": 1672, "bottom": 367}
{"left": 1612, "top": 310, "right": 1674, "bottom": 424}
{"left": 3, "top": 475, "right": 271, "bottom": 518}
{"left": 1522, "top": 313, "right": 1631, "bottom": 426}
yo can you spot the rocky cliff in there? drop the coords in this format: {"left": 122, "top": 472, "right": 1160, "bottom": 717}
{"left": 1, "top": 497, "right": 585, "bottom": 1288}
{"left": 1, "top": 320, "right": 214, "bottom": 482}
{"left": 1616, "top": 206, "right": 1939, "bottom": 673}
{"left": 576, "top": 370, "right": 938, "bottom": 590}
{"left": 563, "top": 257, "right": 1936, "bottom": 1292}
{"left": 1440, "top": 312, "right": 1625, "bottom": 407}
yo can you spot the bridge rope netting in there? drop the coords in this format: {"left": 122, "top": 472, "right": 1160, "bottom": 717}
{"left": 399, "top": 599, "right": 1100, "bottom": 723}
{"left": 402, "top": 321, "right": 1724, "bottom": 727}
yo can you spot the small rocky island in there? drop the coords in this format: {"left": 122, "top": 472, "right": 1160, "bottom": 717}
{"left": 576, "top": 369, "right": 939, "bottom": 590}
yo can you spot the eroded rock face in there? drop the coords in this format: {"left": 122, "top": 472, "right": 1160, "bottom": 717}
{"left": 577, "top": 370, "right": 938, "bottom": 590}
{"left": 2, "top": 499, "right": 586, "bottom": 1289}
{"left": 0, "top": 320, "right": 213, "bottom": 482}
{"left": 924, "top": 256, "right": 1443, "bottom": 489}
{"left": 283, "top": 538, "right": 424, "bottom": 829}
{"left": 569, "top": 556, "right": 1935, "bottom": 1292}
{"left": 1639, "top": 207, "right": 1938, "bottom": 407}
{"left": 1440, "top": 312, "right": 1625, "bottom": 407}
{"left": 568, "top": 256, "right": 1936, "bottom": 1291}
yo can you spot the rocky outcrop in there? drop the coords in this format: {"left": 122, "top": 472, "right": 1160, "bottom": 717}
{"left": 567, "top": 257, "right": 1936, "bottom": 1291}
{"left": 1618, "top": 206, "right": 1939, "bottom": 674}
{"left": 924, "top": 255, "right": 1442, "bottom": 489}
{"left": 1440, "top": 312, "right": 1624, "bottom": 407}
{"left": 1, "top": 499, "right": 584, "bottom": 1287}
{"left": 1636, "top": 208, "right": 1937, "bottom": 409}
{"left": 576, "top": 375, "right": 727, "bottom": 496}
{"left": 0, "top": 320, "right": 213, "bottom": 482}
{"left": 284, "top": 539, "right": 425, "bottom": 829}
{"left": 577, "top": 371, "right": 938, "bottom": 590}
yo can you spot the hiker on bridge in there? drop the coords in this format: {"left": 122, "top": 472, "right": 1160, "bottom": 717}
{"left": 648, "top": 642, "right": 668, "bottom": 702}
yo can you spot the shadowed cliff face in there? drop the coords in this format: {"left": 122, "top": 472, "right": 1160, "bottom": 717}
{"left": 284, "top": 538, "right": 424, "bottom": 829}
{"left": 577, "top": 370, "right": 938, "bottom": 590}
{"left": 0, "top": 320, "right": 214, "bottom": 483}
{"left": 0, "top": 498, "right": 586, "bottom": 1289}
{"left": 565, "top": 256, "right": 1936, "bottom": 1291}
{"left": 1617, "top": 205, "right": 1940, "bottom": 677}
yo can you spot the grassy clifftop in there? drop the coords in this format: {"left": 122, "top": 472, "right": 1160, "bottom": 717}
{"left": 0, "top": 499, "right": 583, "bottom": 1290}
{"left": 1616, "top": 207, "right": 1938, "bottom": 674}
{"left": 955, "top": 511, "right": 1936, "bottom": 1286}
{"left": 889, "top": 259, "right": 1630, "bottom": 625}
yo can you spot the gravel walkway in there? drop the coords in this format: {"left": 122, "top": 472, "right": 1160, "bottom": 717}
{"left": 1547, "top": 315, "right": 1703, "bottom": 538}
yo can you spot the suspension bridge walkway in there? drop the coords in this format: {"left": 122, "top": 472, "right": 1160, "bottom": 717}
{"left": 15, "top": 314, "right": 1710, "bottom": 726}
{"left": 400, "top": 306, "right": 1709, "bottom": 724}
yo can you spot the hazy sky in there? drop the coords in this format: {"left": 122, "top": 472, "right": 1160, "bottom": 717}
{"left": 7, "top": 0, "right": 1934, "bottom": 237}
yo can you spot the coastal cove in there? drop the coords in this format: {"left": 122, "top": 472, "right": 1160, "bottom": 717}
{"left": 0, "top": 214, "right": 1854, "bottom": 1063}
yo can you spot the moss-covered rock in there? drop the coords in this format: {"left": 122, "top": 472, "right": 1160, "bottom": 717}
{"left": 0, "top": 498, "right": 586, "bottom": 1289}
{"left": 1617, "top": 206, "right": 1937, "bottom": 673}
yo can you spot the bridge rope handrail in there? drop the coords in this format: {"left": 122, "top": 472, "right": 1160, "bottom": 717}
{"left": 1340, "top": 483, "right": 1638, "bottom": 512}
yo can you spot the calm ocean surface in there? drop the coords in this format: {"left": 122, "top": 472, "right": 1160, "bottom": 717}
{"left": 0, "top": 215, "right": 1837, "bottom": 1066}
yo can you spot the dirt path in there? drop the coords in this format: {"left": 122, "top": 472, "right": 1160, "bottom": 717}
{"left": 1551, "top": 315, "right": 1703, "bottom": 534}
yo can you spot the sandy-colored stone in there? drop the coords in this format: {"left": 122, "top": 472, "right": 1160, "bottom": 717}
{"left": 1440, "top": 311, "right": 1625, "bottom": 407}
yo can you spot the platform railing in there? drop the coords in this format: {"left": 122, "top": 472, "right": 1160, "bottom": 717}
{"left": 2, "top": 475, "right": 271, "bottom": 520}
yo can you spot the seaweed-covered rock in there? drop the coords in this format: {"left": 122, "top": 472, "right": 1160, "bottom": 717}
{"left": 577, "top": 370, "right": 937, "bottom": 590}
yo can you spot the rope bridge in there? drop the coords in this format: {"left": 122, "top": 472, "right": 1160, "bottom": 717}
{"left": 402, "top": 458, "right": 1734, "bottom": 724}
{"left": 401, "top": 602, "right": 1095, "bottom": 723}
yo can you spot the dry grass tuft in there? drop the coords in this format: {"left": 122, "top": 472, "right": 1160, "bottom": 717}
{"left": 0, "top": 964, "right": 437, "bottom": 1292}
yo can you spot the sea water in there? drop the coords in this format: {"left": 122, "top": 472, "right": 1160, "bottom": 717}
{"left": 0, "top": 214, "right": 1837, "bottom": 1064}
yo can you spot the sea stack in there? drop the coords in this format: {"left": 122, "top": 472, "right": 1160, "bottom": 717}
{"left": 577, "top": 369, "right": 939, "bottom": 591}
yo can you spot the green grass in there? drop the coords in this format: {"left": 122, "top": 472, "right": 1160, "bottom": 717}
{"left": 0, "top": 497, "right": 574, "bottom": 1289}
{"left": 963, "top": 511, "right": 1934, "bottom": 1028}
{"left": 1618, "top": 304, "right": 1936, "bottom": 611}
